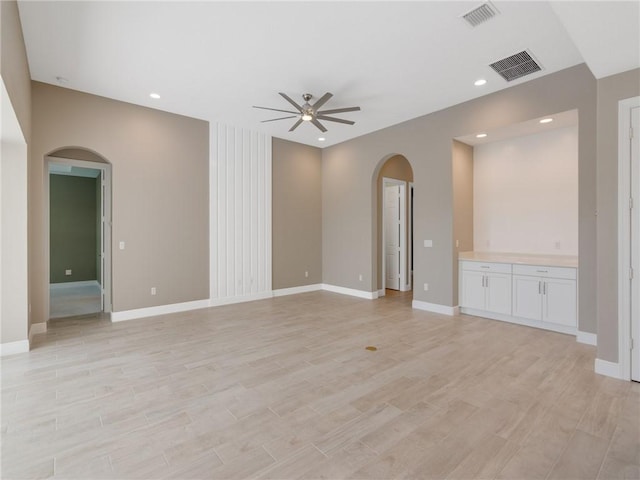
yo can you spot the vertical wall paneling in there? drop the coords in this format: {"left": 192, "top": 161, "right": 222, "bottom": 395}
{"left": 210, "top": 123, "right": 272, "bottom": 303}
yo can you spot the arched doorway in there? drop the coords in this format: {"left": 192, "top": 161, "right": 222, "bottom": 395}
{"left": 373, "top": 154, "right": 414, "bottom": 299}
{"left": 45, "top": 148, "right": 112, "bottom": 320}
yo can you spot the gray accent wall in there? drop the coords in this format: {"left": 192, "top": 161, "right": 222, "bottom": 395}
{"left": 49, "top": 174, "right": 98, "bottom": 284}
{"left": 322, "top": 64, "right": 597, "bottom": 337}
{"left": 596, "top": 68, "right": 640, "bottom": 363}
{"left": 31, "top": 82, "right": 209, "bottom": 320}
{"left": 272, "top": 138, "right": 322, "bottom": 289}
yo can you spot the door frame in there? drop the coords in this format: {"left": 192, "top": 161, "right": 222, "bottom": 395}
{"left": 45, "top": 156, "right": 112, "bottom": 319}
{"left": 382, "top": 177, "right": 407, "bottom": 292}
{"left": 408, "top": 182, "right": 414, "bottom": 291}
{"left": 617, "top": 96, "right": 640, "bottom": 381}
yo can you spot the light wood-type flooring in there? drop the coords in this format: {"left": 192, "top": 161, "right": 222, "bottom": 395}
{"left": 1, "top": 291, "right": 638, "bottom": 479}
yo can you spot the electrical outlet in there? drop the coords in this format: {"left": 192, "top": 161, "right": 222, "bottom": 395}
{"left": 424, "top": 283, "right": 429, "bottom": 291}
{"left": 305, "top": 271, "right": 309, "bottom": 278}
{"left": 151, "top": 287, "right": 156, "bottom": 295}
{"left": 359, "top": 274, "right": 363, "bottom": 282}
{"left": 65, "top": 269, "right": 72, "bottom": 276}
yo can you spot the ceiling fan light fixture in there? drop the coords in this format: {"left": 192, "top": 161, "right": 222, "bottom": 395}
{"left": 302, "top": 112, "right": 313, "bottom": 121}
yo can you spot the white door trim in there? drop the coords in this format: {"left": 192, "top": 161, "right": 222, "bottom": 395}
{"left": 408, "top": 182, "right": 414, "bottom": 291}
{"left": 617, "top": 96, "right": 640, "bottom": 381}
{"left": 382, "top": 177, "right": 407, "bottom": 292}
{"left": 45, "top": 156, "right": 112, "bottom": 319}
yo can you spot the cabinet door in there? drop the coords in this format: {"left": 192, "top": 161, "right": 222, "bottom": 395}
{"left": 486, "top": 272, "right": 512, "bottom": 315}
{"left": 512, "top": 275, "right": 542, "bottom": 320}
{"left": 543, "top": 278, "right": 576, "bottom": 327}
{"left": 461, "top": 270, "right": 486, "bottom": 310}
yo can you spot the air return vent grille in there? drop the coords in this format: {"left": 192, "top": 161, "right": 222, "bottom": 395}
{"left": 489, "top": 50, "right": 542, "bottom": 82}
{"left": 461, "top": 2, "right": 499, "bottom": 27}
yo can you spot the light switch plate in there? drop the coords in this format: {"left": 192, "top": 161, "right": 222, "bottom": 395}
{"left": 424, "top": 240, "right": 433, "bottom": 248}
{"left": 119, "top": 241, "right": 125, "bottom": 250}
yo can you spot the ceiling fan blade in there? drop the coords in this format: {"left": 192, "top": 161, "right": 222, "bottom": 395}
{"left": 253, "top": 106, "right": 299, "bottom": 114}
{"left": 311, "top": 118, "right": 327, "bottom": 132}
{"left": 288, "top": 118, "right": 304, "bottom": 132}
{"left": 312, "top": 92, "right": 333, "bottom": 110}
{"left": 261, "top": 115, "right": 298, "bottom": 123}
{"left": 317, "top": 106, "right": 361, "bottom": 115}
{"left": 316, "top": 115, "right": 355, "bottom": 125}
{"left": 279, "top": 93, "right": 303, "bottom": 113}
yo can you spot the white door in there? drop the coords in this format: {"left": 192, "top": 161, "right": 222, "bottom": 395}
{"left": 385, "top": 184, "right": 401, "bottom": 290}
{"left": 631, "top": 106, "right": 640, "bottom": 381}
{"left": 512, "top": 275, "right": 542, "bottom": 321}
{"left": 543, "top": 278, "right": 577, "bottom": 327}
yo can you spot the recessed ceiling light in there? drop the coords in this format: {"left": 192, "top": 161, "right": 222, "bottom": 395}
{"left": 318, "top": 137, "right": 326, "bottom": 142}
{"left": 476, "top": 133, "right": 487, "bottom": 138}
{"left": 149, "top": 93, "right": 161, "bottom": 99}
{"left": 539, "top": 118, "right": 553, "bottom": 124}
{"left": 474, "top": 79, "right": 487, "bottom": 86}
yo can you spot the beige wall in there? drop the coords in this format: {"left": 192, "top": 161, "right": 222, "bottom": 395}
{"left": 30, "top": 82, "right": 209, "bottom": 322}
{"left": 1, "top": 0, "right": 30, "bottom": 345}
{"left": 376, "top": 155, "right": 413, "bottom": 290}
{"left": 452, "top": 140, "right": 474, "bottom": 304}
{"left": 596, "top": 68, "right": 640, "bottom": 363}
{"left": 272, "top": 138, "right": 322, "bottom": 289}
{"left": 0, "top": 0, "right": 31, "bottom": 141}
{"left": 323, "top": 64, "right": 597, "bottom": 336}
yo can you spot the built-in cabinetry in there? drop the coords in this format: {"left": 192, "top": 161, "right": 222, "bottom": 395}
{"left": 460, "top": 261, "right": 511, "bottom": 315}
{"left": 459, "top": 253, "right": 578, "bottom": 335}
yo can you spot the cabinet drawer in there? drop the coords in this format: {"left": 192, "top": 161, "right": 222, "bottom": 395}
{"left": 512, "top": 264, "right": 577, "bottom": 280}
{"left": 460, "top": 261, "right": 511, "bottom": 274}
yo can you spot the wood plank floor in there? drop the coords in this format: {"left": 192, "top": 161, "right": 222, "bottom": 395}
{"left": 1, "top": 291, "right": 638, "bottom": 479}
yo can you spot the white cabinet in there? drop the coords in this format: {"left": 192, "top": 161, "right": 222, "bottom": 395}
{"left": 460, "top": 261, "right": 511, "bottom": 315}
{"left": 512, "top": 265, "right": 577, "bottom": 330}
{"left": 459, "top": 258, "right": 578, "bottom": 335}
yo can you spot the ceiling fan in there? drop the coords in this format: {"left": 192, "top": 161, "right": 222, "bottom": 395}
{"left": 253, "top": 92, "right": 360, "bottom": 132}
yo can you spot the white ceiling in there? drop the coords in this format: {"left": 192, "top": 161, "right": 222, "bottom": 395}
{"left": 17, "top": 1, "right": 640, "bottom": 148}
{"left": 455, "top": 108, "right": 578, "bottom": 146}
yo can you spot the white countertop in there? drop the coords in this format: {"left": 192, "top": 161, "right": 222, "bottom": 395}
{"left": 458, "top": 251, "right": 578, "bottom": 268}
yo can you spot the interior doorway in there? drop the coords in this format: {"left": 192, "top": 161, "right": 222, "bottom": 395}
{"left": 45, "top": 155, "right": 112, "bottom": 320}
{"left": 376, "top": 154, "right": 414, "bottom": 297}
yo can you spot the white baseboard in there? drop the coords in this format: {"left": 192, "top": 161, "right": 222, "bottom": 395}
{"left": 0, "top": 339, "right": 29, "bottom": 356}
{"left": 210, "top": 292, "right": 273, "bottom": 307}
{"left": 594, "top": 358, "right": 625, "bottom": 380}
{"left": 111, "top": 299, "right": 210, "bottom": 322}
{"left": 50, "top": 280, "right": 100, "bottom": 289}
{"left": 322, "top": 284, "right": 378, "bottom": 299}
{"left": 273, "top": 284, "right": 323, "bottom": 297}
{"left": 576, "top": 331, "right": 597, "bottom": 346}
{"left": 378, "top": 289, "right": 386, "bottom": 297}
{"left": 28, "top": 322, "right": 47, "bottom": 343}
{"left": 412, "top": 300, "right": 457, "bottom": 316}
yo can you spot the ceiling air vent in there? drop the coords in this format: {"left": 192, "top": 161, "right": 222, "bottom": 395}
{"left": 489, "top": 50, "right": 542, "bottom": 82}
{"left": 461, "top": 2, "right": 499, "bottom": 27}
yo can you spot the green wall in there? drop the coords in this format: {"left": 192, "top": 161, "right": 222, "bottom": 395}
{"left": 50, "top": 174, "right": 98, "bottom": 283}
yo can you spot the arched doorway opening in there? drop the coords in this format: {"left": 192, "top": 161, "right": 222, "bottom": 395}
{"left": 45, "top": 148, "right": 112, "bottom": 320}
{"left": 373, "top": 154, "right": 414, "bottom": 300}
